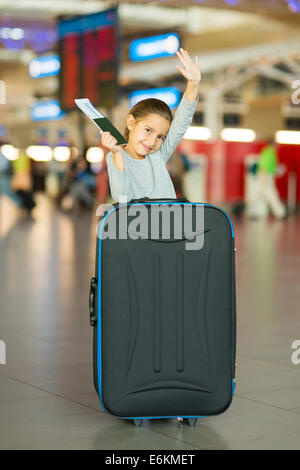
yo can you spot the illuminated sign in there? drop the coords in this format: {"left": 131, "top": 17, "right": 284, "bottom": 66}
{"left": 286, "top": 0, "right": 300, "bottom": 12}
{"left": 58, "top": 8, "right": 119, "bottom": 110}
{"left": 31, "top": 100, "right": 65, "bottom": 121}
{"left": 0, "top": 18, "right": 57, "bottom": 52}
{"left": 129, "top": 33, "right": 180, "bottom": 62}
{"left": 29, "top": 55, "right": 60, "bottom": 78}
{"left": 129, "top": 87, "right": 181, "bottom": 109}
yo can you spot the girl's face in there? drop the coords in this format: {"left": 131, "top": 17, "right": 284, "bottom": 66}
{"left": 125, "top": 113, "right": 170, "bottom": 158}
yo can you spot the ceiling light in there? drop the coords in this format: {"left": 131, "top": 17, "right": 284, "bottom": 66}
{"left": 86, "top": 147, "right": 104, "bottom": 163}
{"left": 26, "top": 145, "right": 53, "bottom": 161}
{"left": 183, "top": 126, "right": 212, "bottom": 141}
{"left": 221, "top": 128, "right": 256, "bottom": 142}
{"left": 53, "top": 146, "right": 70, "bottom": 162}
{"left": 0, "top": 144, "right": 19, "bottom": 160}
{"left": 275, "top": 130, "right": 300, "bottom": 145}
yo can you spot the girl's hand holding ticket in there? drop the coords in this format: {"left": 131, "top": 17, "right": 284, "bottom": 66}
{"left": 99, "top": 129, "right": 123, "bottom": 153}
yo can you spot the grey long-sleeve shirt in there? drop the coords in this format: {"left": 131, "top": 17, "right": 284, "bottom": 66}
{"left": 106, "top": 93, "right": 199, "bottom": 202}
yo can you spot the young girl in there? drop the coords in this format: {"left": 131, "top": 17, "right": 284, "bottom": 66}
{"left": 100, "top": 48, "right": 201, "bottom": 202}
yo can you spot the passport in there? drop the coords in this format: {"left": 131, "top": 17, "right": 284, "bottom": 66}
{"left": 75, "top": 98, "right": 127, "bottom": 146}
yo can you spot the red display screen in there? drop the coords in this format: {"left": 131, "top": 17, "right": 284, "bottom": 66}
{"left": 58, "top": 9, "right": 119, "bottom": 110}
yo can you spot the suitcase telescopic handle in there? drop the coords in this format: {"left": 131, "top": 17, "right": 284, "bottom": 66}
{"left": 129, "top": 197, "right": 190, "bottom": 204}
{"left": 89, "top": 277, "right": 98, "bottom": 327}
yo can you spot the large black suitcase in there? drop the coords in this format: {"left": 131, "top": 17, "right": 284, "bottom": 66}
{"left": 90, "top": 197, "right": 236, "bottom": 426}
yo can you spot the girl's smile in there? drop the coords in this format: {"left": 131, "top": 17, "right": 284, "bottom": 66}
{"left": 142, "top": 143, "right": 152, "bottom": 152}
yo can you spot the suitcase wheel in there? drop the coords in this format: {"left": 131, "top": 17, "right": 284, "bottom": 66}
{"left": 133, "top": 419, "right": 143, "bottom": 427}
{"left": 186, "top": 418, "right": 197, "bottom": 427}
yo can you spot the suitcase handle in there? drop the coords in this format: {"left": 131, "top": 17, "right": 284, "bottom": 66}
{"left": 129, "top": 197, "right": 190, "bottom": 204}
{"left": 89, "top": 277, "right": 97, "bottom": 327}
{"left": 127, "top": 228, "right": 209, "bottom": 242}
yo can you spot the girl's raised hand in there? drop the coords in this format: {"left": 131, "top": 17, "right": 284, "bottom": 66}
{"left": 175, "top": 48, "right": 201, "bottom": 83}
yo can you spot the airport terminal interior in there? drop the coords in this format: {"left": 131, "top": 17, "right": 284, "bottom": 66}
{"left": 1, "top": 0, "right": 300, "bottom": 451}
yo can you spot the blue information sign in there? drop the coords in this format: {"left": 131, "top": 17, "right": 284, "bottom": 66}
{"left": 129, "top": 33, "right": 180, "bottom": 62}
{"left": 129, "top": 87, "right": 181, "bottom": 109}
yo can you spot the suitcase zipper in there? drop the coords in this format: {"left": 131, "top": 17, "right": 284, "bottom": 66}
{"left": 89, "top": 277, "right": 98, "bottom": 327}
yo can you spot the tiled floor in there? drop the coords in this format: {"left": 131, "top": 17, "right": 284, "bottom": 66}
{"left": 1, "top": 194, "right": 300, "bottom": 450}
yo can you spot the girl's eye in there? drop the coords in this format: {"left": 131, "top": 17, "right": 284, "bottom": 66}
{"left": 145, "top": 128, "right": 165, "bottom": 140}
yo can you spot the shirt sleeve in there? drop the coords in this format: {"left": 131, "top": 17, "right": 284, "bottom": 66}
{"left": 160, "top": 92, "right": 199, "bottom": 163}
{"left": 106, "top": 152, "right": 133, "bottom": 202}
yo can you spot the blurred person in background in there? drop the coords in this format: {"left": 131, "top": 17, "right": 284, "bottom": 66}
{"left": 11, "top": 150, "right": 36, "bottom": 216}
{"left": 95, "top": 156, "right": 109, "bottom": 204}
{"left": 45, "top": 157, "right": 63, "bottom": 200}
{"left": 0, "top": 147, "right": 22, "bottom": 207}
{"left": 31, "top": 160, "right": 46, "bottom": 192}
{"left": 58, "top": 151, "right": 95, "bottom": 211}
{"left": 246, "top": 138, "right": 286, "bottom": 220}
{"left": 68, "top": 157, "right": 95, "bottom": 210}
{"left": 56, "top": 147, "right": 80, "bottom": 209}
{"left": 166, "top": 151, "right": 187, "bottom": 197}
{"left": 232, "top": 138, "right": 286, "bottom": 220}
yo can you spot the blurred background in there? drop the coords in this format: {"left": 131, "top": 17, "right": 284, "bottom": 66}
{"left": 1, "top": 0, "right": 300, "bottom": 451}
{"left": 1, "top": 0, "right": 300, "bottom": 218}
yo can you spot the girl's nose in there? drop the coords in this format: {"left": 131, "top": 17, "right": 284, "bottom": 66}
{"left": 148, "top": 138, "right": 156, "bottom": 146}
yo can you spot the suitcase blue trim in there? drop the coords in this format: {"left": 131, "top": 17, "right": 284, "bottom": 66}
{"left": 97, "top": 202, "right": 235, "bottom": 420}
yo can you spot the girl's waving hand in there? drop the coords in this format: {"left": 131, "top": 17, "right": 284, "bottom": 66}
{"left": 175, "top": 48, "right": 201, "bottom": 83}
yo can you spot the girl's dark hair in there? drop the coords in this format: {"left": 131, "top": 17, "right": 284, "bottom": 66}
{"left": 124, "top": 98, "right": 173, "bottom": 141}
